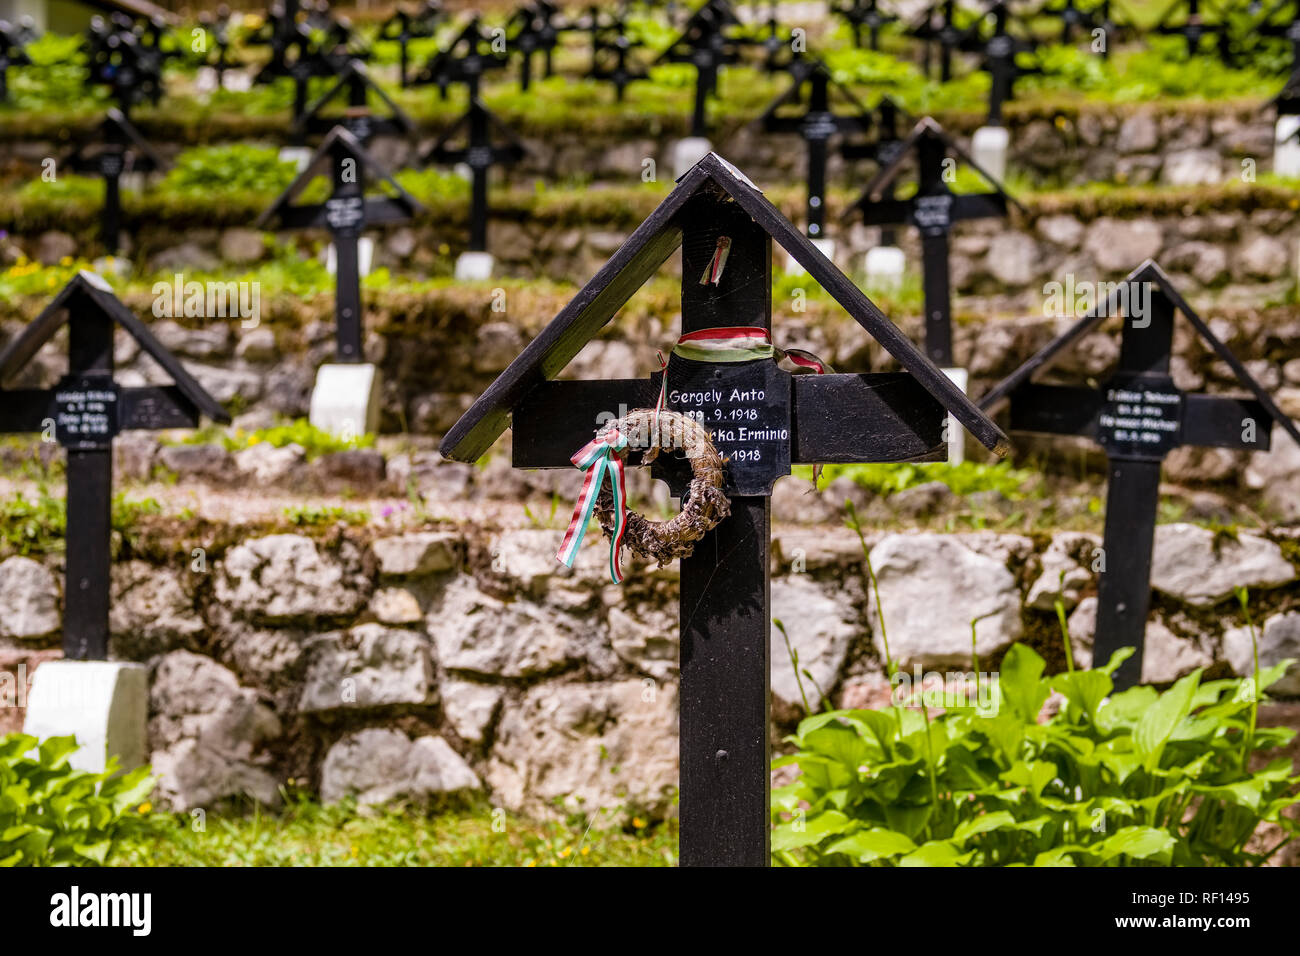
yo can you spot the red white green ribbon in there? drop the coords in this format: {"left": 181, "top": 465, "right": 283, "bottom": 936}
{"left": 555, "top": 429, "right": 629, "bottom": 583}
{"left": 671, "top": 326, "right": 776, "bottom": 363}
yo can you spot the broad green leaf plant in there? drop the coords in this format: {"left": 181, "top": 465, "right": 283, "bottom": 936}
{"left": 0, "top": 734, "right": 154, "bottom": 866}
{"left": 773, "top": 641, "right": 1300, "bottom": 866}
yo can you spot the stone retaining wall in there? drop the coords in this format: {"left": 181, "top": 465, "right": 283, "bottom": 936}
{"left": 3, "top": 512, "right": 1299, "bottom": 816}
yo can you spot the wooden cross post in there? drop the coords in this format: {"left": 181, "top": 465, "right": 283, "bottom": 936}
{"left": 379, "top": 1, "right": 443, "bottom": 88}
{"left": 586, "top": 6, "right": 647, "bottom": 100}
{"left": 759, "top": 60, "right": 872, "bottom": 241}
{"left": 439, "top": 154, "right": 1007, "bottom": 865}
{"left": 1156, "top": 0, "right": 1232, "bottom": 61}
{"left": 840, "top": 96, "right": 908, "bottom": 246}
{"left": 844, "top": 118, "right": 1019, "bottom": 366}
{"left": 64, "top": 109, "right": 167, "bottom": 257}
{"left": 962, "top": 1, "right": 1039, "bottom": 125}
{"left": 980, "top": 261, "right": 1300, "bottom": 688}
{"left": 411, "top": 15, "right": 508, "bottom": 101}
{"left": 0, "top": 18, "right": 32, "bottom": 102}
{"left": 0, "top": 273, "right": 228, "bottom": 659}
{"left": 295, "top": 60, "right": 415, "bottom": 147}
{"left": 658, "top": 0, "right": 743, "bottom": 137}
{"left": 833, "top": 0, "right": 898, "bottom": 50}
{"left": 910, "top": 0, "right": 963, "bottom": 81}
{"left": 258, "top": 128, "right": 423, "bottom": 361}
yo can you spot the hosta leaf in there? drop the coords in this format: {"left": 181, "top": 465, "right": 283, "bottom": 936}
{"left": 825, "top": 828, "right": 917, "bottom": 862}
{"left": 771, "top": 809, "right": 852, "bottom": 851}
{"left": 952, "top": 810, "right": 1015, "bottom": 844}
{"left": 1134, "top": 670, "right": 1201, "bottom": 771}
{"left": 899, "top": 841, "right": 972, "bottom": 867}
{"left": 36, "top": 735, "right": 79, "bottom": 769}
{"left": 1088, "top": 826, "right": 1175, "bottom": 862}
{"left": 999, "top": 644, "right": 1049, "bottom": 724}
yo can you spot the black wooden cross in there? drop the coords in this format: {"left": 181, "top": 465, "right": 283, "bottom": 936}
{"left": 909, "top": 0, "right": 965, "bottom": 81}
{"left": 252, "top": 20, "right": 342, "bottom": 123}
{"left": 657, "top": 0, "right": 746, "bottom": 137}
{"left": 840, "top": 94, "right": 910, "bottom": 246}
{"left": 980, "top": 260, "right": 1300, "bottom": 689}
{"left": 196, "top": 5, "right": 245, "bottom": 88}
{"left": 295, "top": 60, "right": 415, "bottom": 147}
{"left": 1155, "top": 0, "right": 1234, "bottom": 61}
{"left": 378, "top": 0, "right": 444, "bottom": 88}
{"left": 832, "top": 0, "right": 899, "bottom": 50}
{"left": 64, "top": 108, "right": 168, "bottom": 257}
{"left": 843, "top": 117, "right": 1021, "bottom": 366}
{"left": 439, "top": 153, "right": 1008, "bottom": 866}
{"left": 758, "top": 58, "right": 873, "bottom": 240}
{"left": 960, "top": 0, "right": 1040, "bottom": 125}
{"left": 508, "top": 0, "right": 564, "bottom": 91}
{"left": 0, "top": 273, "right": 229, "bottom": 660}
{"left": 257, "top": 127, "right": 423, "bottom": 362}
{"left": 411, "top": 15, "right": 509, "bottom": 100}
{"left": 0, "top": 17, "right": 32, "bottom": 102}
{"left": 1041, "top": 0, "right": 1118, "bottom": 52}
{"left": 84, "top": 15, "right": 165, "bottom": 117}
{"left": 585, "top": 4, "right": 648, "bottom": 101}
{"left": 1259, "top": 0, "right": 1300, "bottom": 114}
{"left": 420, "top": 90, "right": 525, "bottom": 255}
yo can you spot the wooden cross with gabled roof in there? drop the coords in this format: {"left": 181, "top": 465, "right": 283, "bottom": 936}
{"left": 0, "top": 272, "right": 229, "bottom": 659}
{"left": 440, "top": 152, "right": 1008, "bottom": 866}
{"left": 294, "top": 60, "right": 416, "bottom": 147}
{"left": 980, "top": 260, "right": 1300, "bottom": 688}
{"left": 843, "top": 117, "right": 1024, "bottom": 367}
{"left": 257, "top": 126, "right": 424, "bottom": 363}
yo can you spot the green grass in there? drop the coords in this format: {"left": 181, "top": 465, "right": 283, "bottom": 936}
{"left": 114, "top": 797, "right": 678, "bottom": 867}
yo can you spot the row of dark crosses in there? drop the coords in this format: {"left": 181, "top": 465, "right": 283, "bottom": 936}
{"left": 412, "top": 15, "right": 509, "bottom": 99}
{"left": 196, "top": 5, "right": 245, "bottom": 87}
{"left": 410, "top": 16, "right": 526, "bottom": 255}
{"left": 909, "top": 0, "right": 966, "bottom": 81}
{"left": 0, "top": 16, "right": 35, "bottom": 102}
{"left": 840, "top": 94, "right": 910, "bottom": 246}
{"left": 295, "top": 59, "right": 414, "bottom": 147}
{"left": 84, "top": 14, "right": 170, "bottom": 116}
{"left": 1040, "top": 0, "right": 1121, "bottom": 52}
{"left": 440, "top": 152, "right": 1009, "bottom": 867}
{"left": 508, "top": 0, "right": 565, "bottom": 90}
{"left": 832, "top": 0, "right": 899, "bottom": 50}
{"left": 258, "top": 127, "right": 423, "bottom": 363}
{"left": 63, "top": 109, "right": 168, "bottom": 258}
{"left": 379, "top": 0, "right": 445, "bottom": 88}
{"left": 979, "top": 261, "right": 1300, "bottom": 690}
{"left": 757, "top": 58, "right": 873, "bottom": 241}
{"left": 845, "top": 117, "right": 1020, "bottom": 367}
{"left": 1154, "top": 0, "right": 1236, "bottom": 61}
{"left": 0, "top": 273, "right": 229, "bottom": 661}
{"left": 656, "top": 0, "right": 748, "bottom": 136}
{"left": 585, "top": 4, "right": 649, "bottom": 100}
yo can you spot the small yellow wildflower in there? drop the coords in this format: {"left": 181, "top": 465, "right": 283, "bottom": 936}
{"left": 137, "top": 801, "right": 152, "bottom": 814}
{"left": 632, "top": 817, "right": 646, "bottom": 828}
{"left": 558, "top": 846, "right": 572, "bottom": 858}
{"left": 580, "top": 846, "right": 590, "bottom": 856}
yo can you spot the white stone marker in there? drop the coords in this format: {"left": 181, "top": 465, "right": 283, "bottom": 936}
{"left": 309, "top": 362, "right": 382, "bottom": 438}
{"left": 1274, "top": 115, "right": 1300, "bottom": 179}
{"left": 278, "top": 146, "right": 313, "bottom": 173}
{"left": 327, "top": 236, "right": 374, "bottom": 277}
{"left": 454, "top": 251, "right": 496, "bottom": 281}
{"left": 864, "top": 245, "right": 906, "bottom": 293}
{"left": 22, "top": 661, "right": 148, "bottom": 774}
{"left": 784, "top": 237, "right": 836, "bottom": 274}
{"left": 943, "top": 366, "right": 969, "bottom": 465}
{"left": 972, "top": 125, "right": 1010, "bottom": 185}
{"left": 674, "top": 137, "right": 714, "bottom": 179}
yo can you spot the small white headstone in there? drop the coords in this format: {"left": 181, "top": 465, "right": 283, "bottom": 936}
{"left": 674, "top": 137, "right": 714, "bottom": 179}
{"left": 22, "top": 661, "right": 148, "bottom": 774}
{"left": 278, "top": 146, "right": 314, "bottom": 173}
{"left": 326, "top": 237, "right": 375, "bottom": 277}
{"left": 196, "top": 66, "right": 220, "bottom": 94}
{"left": 309, "top": 363, "right": 382, "bottom": 438}
{"left": 222, "top": 70, "right": 253, "bottom": 93}
{"left": 784, "top": 237, "right": 836, "bottom": 274}
{"left": 864, "top": 245, "right": 906, "bottom": 293}
{"left": 455, "top": 251, "right": 496, "bottom": 281}
{"left": 1274, "top": 115, "right": 1300, "bottom": 179}
{"left": 943, "top": 366, "right": 969, "bottom": 466}
{"left": 972, "top": 125, "right": 1010, "bottom": 185}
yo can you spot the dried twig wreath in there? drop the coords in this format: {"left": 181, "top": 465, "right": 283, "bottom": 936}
{"left": 593, "top": 408, "right": 731, "bottom": 567}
